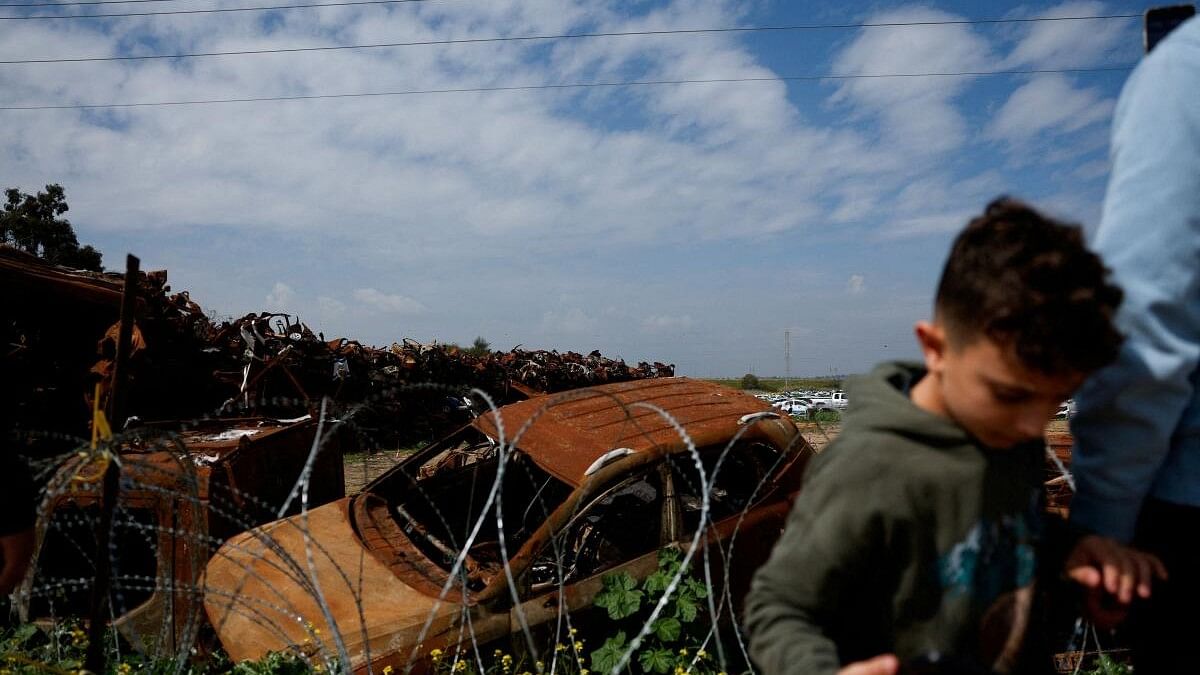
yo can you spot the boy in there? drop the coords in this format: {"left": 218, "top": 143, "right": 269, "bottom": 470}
{"left": 744, "top": 198, "right": 1152, "bottom": 675}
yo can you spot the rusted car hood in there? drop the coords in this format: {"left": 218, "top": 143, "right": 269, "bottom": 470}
{"left": 204, "top": 498, "right": 463, "bottom": 669}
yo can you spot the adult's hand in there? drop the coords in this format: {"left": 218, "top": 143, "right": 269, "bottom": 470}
{"left": 837, "top": 654, "right": 899, "bottom": 675}
{"left": 1065, "top": 534, "right": 1168, "bottom": 628}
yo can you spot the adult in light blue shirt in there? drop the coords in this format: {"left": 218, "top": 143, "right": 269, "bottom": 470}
{"left": 1069, "top": 16, "right": 1200, "bottom": 672}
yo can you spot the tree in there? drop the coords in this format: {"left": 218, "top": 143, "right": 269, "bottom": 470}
{"left": 466, "top": 336, "right": 491, "bottom": 357}
{"left": 1, "top": 184, "right": 102, "bottom": 271}
{"left": 740, "top": 373, "right": 761, "bottom": 390}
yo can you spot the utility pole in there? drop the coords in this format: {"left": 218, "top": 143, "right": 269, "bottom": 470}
{"left": 784, "top": 330, "right": 791, "bottom": 391}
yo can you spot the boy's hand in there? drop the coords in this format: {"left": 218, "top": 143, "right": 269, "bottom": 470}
{"left": 1065, "top": 534, "right": 1167, "bottom": 628}
{"left": 837, "top": 654, "right": 898, "bottom": 675}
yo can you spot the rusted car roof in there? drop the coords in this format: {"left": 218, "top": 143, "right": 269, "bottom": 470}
{"left": 473, "top": 377, "right": 779, "bottom": 487}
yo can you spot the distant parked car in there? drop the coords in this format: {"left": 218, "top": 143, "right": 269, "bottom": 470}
{"left": 806, "top": 392, "right": 848, "bottom": 412}
{"left": 772, "top": 398, "right": 810, "bottom": 418}
{"left": 204, "top": 378, "right": 814, "bottom": 673}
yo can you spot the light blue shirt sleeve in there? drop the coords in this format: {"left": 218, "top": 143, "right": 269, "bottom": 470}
{"left": 1070, "top": 18, "right": 1200, "bottom": 543}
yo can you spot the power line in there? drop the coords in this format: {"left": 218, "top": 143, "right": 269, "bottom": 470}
{"left": 0, "top": 13, "right": 1145, "bottom": 63}
{"left": 0, "top": 0, "right": 443, "bottom": 18}
{"left": 1, "top": 0, "right": 191, "bottom": 7}
{"left": 0, "top": 66, "right": 1134, "bottom": 111}
{"left": 0, "top": 1, "right": 1139, "bottom": 23}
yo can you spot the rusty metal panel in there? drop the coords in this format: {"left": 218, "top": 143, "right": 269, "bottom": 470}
{"left": 473, "top": 378, "right": 789, "bottom": 487}
{"left": 23, "top": 417, "right": 343, "bottom": 654}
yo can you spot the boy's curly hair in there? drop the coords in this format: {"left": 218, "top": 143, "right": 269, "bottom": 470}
{"left": 935, "top": 197, "right": 1124, "bottom": 375}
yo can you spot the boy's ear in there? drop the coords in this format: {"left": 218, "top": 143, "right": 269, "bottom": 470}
{"left": 914, "top": 320, "right": 948, "bottom": 374}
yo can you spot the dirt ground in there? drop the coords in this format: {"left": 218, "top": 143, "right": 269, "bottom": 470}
{"left": 795, "top": 421, "right": 842, "bottom": 452}
{"left": 343, "top": 451, "right": 410, "bottom": 494}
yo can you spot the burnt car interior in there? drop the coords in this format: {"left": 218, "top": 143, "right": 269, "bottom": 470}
{"left": 526, "top": 466, "right": 665, "bottom": 593}
{"left": 665, "top": 440, "right": 783, "bottom": 530}
{"left": 372, "top": 428, "right": 573, "bottom": 578}
{"left": 521, "top": 441, "right": 786, "bottom": 595}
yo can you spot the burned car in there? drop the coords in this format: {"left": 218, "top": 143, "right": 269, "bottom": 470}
{"left": 204, "top": 378, "right": 812, "bottom": 672}
{"left": 20, "top": 416, "right": 345, "bottom": 654}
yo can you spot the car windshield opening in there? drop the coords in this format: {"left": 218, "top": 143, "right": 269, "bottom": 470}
{"left": 385, "top": 429, "right": 572, "bottom": 575}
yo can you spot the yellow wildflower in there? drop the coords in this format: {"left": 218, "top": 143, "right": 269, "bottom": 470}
{"left": 696, "top": 650, "right": 707, "bottom": 660}
{"left": 454, "top": 660, "right": 467, "bottom": 672}
{"left": 678, "top": 649, "right": 688, "bottom": 657}
{"left": 383, "top": 666, "right": 395, "bottom": 675}
{"left": 574, "top": 641, "right": 584, "bottom": 653}
{"left": 431, "top": 649, "right": 444, "bottom": 662}
{"left": 502, "top": 655, "right": 513, "bottom": 667}
{"left": 314, "top": 665, "right": 324, "bottom": 674}
{"left": 535, "top": 661, "right": 545, "bottom": 673}
{"left": 674, "top": 667, "right": 686, "bottom": 675}
{"left": 555, "top": 644, "right": 567, "bottom": 653}
{"left": 117, "top": 664, "right": 132, "bottom": 675}
{"left": 568, "top": 628, "right": 578, "bottom": 637}
{"left": 495, "top": 650, "right": 504, "bottom": 658}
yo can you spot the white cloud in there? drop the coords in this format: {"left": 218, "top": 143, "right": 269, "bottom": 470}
{"left": 1072, "top": 158, "right": 1110, "bottom": 181}
{"left": 846, "top": 275, "right": 866, "bottom": 295}
{"left": 351, "top": 288, "right": 426, "bottom": 314}
{"left": 1004, "top": 1, "right": 1132, "bottom": 69}
{"left": 316, "top": 295, "right": 347, "bottom": 317}
{"left": 829, "top": 6, "right": 993, "bottom": 155}
{"left": 986, "top": 74, "right": 1113, "bottom": 142}
{"left": 265, "top": 282, "right": 295, "bottom": 311}
{"left": 875, "top": 170, "right": 1007, "bottom": 239}
{"left": 642, "top": 314, "right": 695, "bottom": 333}
{"left": 540, "top": 308, "right": 598, "bottom": 335}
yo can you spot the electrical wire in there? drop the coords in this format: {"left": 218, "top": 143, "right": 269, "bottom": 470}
{"left": 0, "top": 0, "right": 441, "bottom": 18}
{"left": 0, "top": 66, "right": 1134, "bottom": 111}
{"left": 1, "top": 0, "right": 196, "bottom": 7}
{"left": 0, "top": 13, "right": 1145, "bottom": 63}
{"left": 0, "top": 2, "right": 1140, "bottom": 23}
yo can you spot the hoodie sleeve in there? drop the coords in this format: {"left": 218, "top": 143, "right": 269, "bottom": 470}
{"left": 745, "top": 452, "right": 898, "bottom": 675}
{"left": 1071, "top": 19, "right": 1200, "bottom": 542}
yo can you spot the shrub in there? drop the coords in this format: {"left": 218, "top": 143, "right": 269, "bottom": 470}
{"left": 739, "top": 374, "right": 760, "bottom": 390}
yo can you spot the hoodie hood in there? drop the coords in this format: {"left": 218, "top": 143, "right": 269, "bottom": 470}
{"left": 842, "top": 361, "right": 973, "bottom": 449}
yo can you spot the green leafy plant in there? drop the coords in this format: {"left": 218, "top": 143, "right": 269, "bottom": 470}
{"left": 1083, "top": 654, "right": 1132, "bottom": 675}
{"left": 808, "top": 409, "right": 840, "bottom": 423}
{"left": 0, "top": 619, "right": 319, "bottom": 675}
{"left": 589, "top": 548, "right": 723, "bottom": 675}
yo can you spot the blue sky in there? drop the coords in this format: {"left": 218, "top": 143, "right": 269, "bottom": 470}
{"left": 0, "top": 0, "right": 1161, "bottom": 377}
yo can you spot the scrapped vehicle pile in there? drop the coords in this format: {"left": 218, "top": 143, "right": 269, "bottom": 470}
{"left": 2, "top": 245, "right": 674, "bottom": 452}
{"left": 2, "top": 246, "right": 679, "bottom": 667}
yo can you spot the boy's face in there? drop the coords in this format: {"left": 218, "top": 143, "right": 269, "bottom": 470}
{"left": 915, "top": 320, "right": 1084, "bottom": 449}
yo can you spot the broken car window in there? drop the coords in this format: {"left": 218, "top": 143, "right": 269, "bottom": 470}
{"left": 526, "top": 467, "right": 664, "bottom": 592}
{"left": 667, "top": 442, "right": 781, "bottom": 531}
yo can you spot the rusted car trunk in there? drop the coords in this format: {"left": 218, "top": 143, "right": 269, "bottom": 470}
{"left": 20, "top": 416, "right": 344, "bottom": 653}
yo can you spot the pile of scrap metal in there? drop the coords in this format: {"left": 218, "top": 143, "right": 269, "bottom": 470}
{"left": 3, "top": 244, "right": 675, "bottom": 453}
{"left": 4, "top": 246, "right": 675, "bottom": 663}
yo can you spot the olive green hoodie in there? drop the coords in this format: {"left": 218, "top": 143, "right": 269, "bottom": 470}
{"left": 745, "top": 362, "right": 1044, "bottom": 674}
